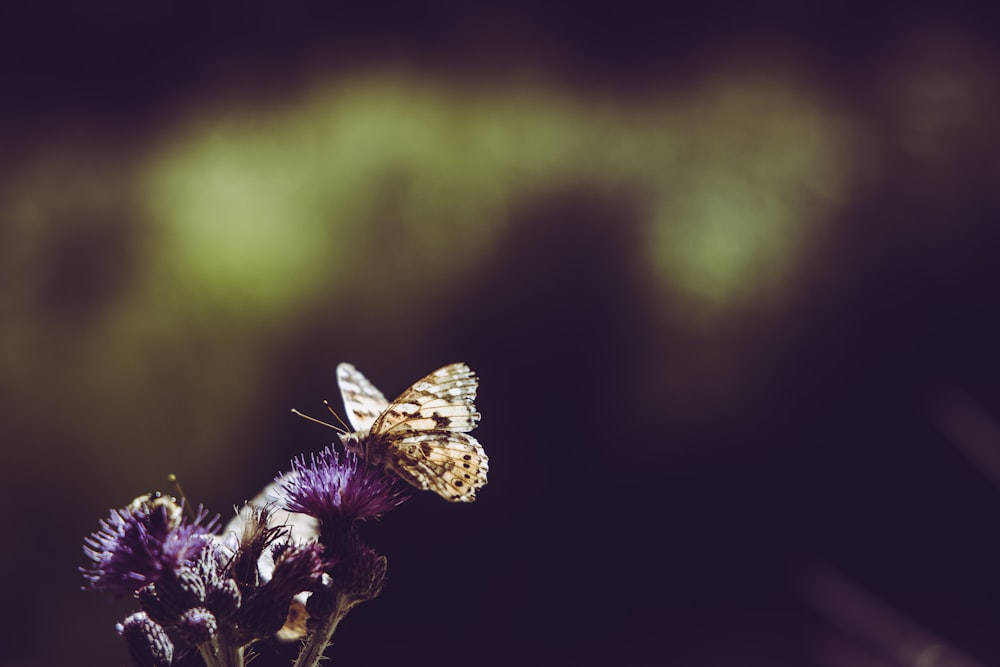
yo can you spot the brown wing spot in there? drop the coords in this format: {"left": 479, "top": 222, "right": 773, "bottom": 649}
{"left": 462, "top": 462, "right": 470, "bottom": 469}
{"left": 431, "top": 411, "right": 452, "bottom": 428}
{"left": 454, "top": 480, "right": 464, "bottom": 487}
{"left": 419, "top": 441, "right": 433, "bottom": 456}
{"left": 463, "top": 454, "right": 472, "bottom": 461}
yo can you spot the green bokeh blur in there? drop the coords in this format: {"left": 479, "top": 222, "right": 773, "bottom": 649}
{"left": 3, "top": 69, "right": 861, "bottom": 480}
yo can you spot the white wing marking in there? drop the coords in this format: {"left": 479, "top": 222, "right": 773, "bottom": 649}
{"left": 337, "top": 362, "right": 390, "bottom": 433}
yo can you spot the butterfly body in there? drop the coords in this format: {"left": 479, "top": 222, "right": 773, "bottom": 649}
{"left": 336, "top": 362, "right": 489, "bottom": 502}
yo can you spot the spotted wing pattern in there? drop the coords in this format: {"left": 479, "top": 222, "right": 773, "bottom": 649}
{"left": 341, "top": 363, "right": 489, "bottom": 502}
{"left": 337, "top": 363, "right": 391, "bottom": 433}
{"left": 384, "top": 430, "right": 489, "bottom": 502}
{"left": 374, "top": 363, "right": 481, "bottom": 434}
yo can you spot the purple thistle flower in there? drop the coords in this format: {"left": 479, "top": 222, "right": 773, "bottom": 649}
{"left": 277, "top": 447, "right": 408, "bottom": 525}
{"left": 82, "top": 494, "right": 219, "bottom": 598}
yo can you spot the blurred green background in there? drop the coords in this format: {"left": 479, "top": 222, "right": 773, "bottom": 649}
{"left": 3, "top": 3, "right": 1000, "bottom": 666}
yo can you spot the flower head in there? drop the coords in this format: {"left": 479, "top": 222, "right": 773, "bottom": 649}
{"left": 237, "top": 541, "right": 326, "bottom": 641}
{"left": 277, "top": 447, "right": 409, "bottom": 526}
{"left": 118, "top": 612, "right": 174, "bottom": 667}
{"left": 82, "top": 493, "right": 219, "bottom": 597}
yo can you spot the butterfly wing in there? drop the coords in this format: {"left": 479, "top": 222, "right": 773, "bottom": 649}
{"left": 384, "top": 430, "right": 489, "bottom": 502}
{"left": 222, "top": 481, "right": 320, "bottom": 550}
{"left": 372, "top": 363, "right": 488, "bottom": 502}
{"left": 373, "top": 362, "right": 481, "bottom": 434}
{"left": 337, "top": 362, "right": 391, "bottom": 433}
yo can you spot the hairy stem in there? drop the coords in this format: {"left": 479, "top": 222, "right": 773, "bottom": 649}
{"left": 292, "top": 596, "right": 351, "bottom": 667}
{"left": 217, "top": 641, "right": 244, "bottom": 667}
{"left": 198, "top": 637, "right": 243, "bottom": 667}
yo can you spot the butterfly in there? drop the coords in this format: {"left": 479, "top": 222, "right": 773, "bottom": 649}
{"left": 330, "top": 362, "right": 489, "bottom": 502}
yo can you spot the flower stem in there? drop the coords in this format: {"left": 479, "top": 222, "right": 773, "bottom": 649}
{"left": 198, "top": 638, "right": 244, "bottom": 667}
{"left": 292, "top": 596, "right": 351, "bottom": 667}
{"left": 217, "top": 641, "right": 244, "bottom": 667}
{"left": 198, "top": 643, "right": 219, "bottom": 667}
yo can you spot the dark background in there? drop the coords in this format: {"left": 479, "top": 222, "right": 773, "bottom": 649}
{"left": 3, "top": 3, "right": 1000, "bottom": 666}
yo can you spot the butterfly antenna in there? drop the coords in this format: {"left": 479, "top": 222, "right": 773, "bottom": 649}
{"left": 167, "top": 473, "right": 197, "bottom": 521}
{"left": 323, "top": 400, "right": 353, "bottom": 432}
{"left": 291, "top": 407, "right": 348, "bottom": 436}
